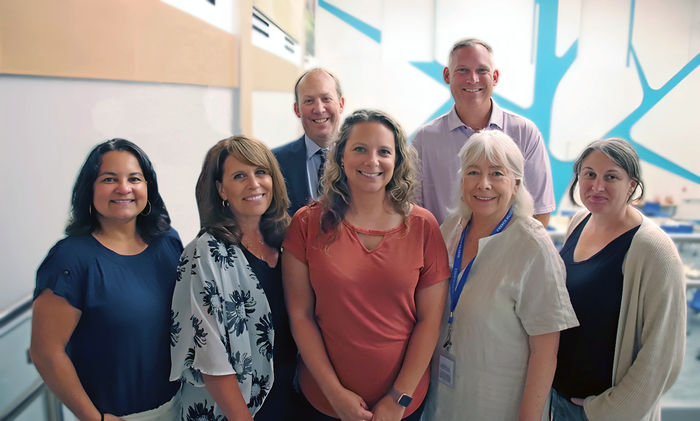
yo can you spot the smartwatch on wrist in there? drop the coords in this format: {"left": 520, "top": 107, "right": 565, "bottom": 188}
{"left": 389, "top": 386, "right": 413, "bottom": 408}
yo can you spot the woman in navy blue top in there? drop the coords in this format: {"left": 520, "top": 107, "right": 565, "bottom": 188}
{"left": 31, "top": 139, "right": 182, "bottom": 421}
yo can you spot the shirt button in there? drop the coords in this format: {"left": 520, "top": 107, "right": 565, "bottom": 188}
{"left": 63, "top": 270, "right": 70, "bottom": 275}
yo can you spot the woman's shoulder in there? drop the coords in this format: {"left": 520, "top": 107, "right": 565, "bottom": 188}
{"left": 184, "top": 230, "right": 223, "bottom": 251}
{"left": 439, "top": 212, "right": 463, "bottom": 243}
{"left": 36, "top": 236, "right": 99, "bottom": 292}
{"left": 289, "top": 203, "right": 324, "bottom": 234}
{"left": 43, "top": 235, "right": 99, "bottom": 264}
{"left": 565, "top": 209, "right": 591, "bottom": 236}
{"left": 629, "top": 216, "right": 679, "bottom": 260}
{"left": 410, "top": 204, "right": 441, "bottom": 228}
{"left": 151, "top": 227, "right": 183, "bottom": 250}
{"left": 162, "top": 226, "right": 181, "bottom": 242}
{"left": 293, "top": 202, "right": 323, "bottom": 219}
{"left": 509, "top": 217, "right": 558, "bottom": 255}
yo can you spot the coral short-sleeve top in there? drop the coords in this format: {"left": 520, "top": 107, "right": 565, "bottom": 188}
{"left": 283, "top": 204, "right": 450, "bottom": 418}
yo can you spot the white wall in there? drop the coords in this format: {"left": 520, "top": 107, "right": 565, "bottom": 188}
{"left": 251, "top": 90, "right": 303, "bottom": 148}
{"left": 0, "top": 75, "right": 237, "bottom": 310}
{"left": 314, "top": 0, "right": 700, "bottom": 214}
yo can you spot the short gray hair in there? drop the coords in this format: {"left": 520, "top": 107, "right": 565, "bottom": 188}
{"left": 448, "top": 38, "right": 494, "bottom": 67}
{"left": 569, "top": 137, "right": 644, "bottom": 205}
{"left": 294, "top": 68, "right": 343, "bottom": 105}
{"left": 447, "top": 130, "right": 534, "bottom": 221}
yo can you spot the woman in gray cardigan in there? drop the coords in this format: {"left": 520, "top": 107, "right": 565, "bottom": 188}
{"left": 550, "top": 138, "right": 686, "bottom": 421}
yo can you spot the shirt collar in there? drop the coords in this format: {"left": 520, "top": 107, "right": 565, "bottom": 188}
{"left": 304, "top": 135, "right": 323, "bottom": 160}
{"left": 447, "top": 99, "right": 503, "bottom": 132}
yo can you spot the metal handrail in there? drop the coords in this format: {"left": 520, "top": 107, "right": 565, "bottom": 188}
{"left": 0, "top": 294, "right": 64, "bottom": 421}
{"left": 0, "top": 378, "right": 45, "bottom": 421}
{"left": 0, "top": 294, "right": 32, "bottom": 331}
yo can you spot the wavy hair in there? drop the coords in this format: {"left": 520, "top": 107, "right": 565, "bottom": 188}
{"left": 65, "top": 139, "right": 171, "bottom": 243}
{"left": 196, "top": 136, "right": 290, "bottom": 248}
{"left": 319, "top": 109, "right": 418, "bottom": 239}
{"left": 447, "top": 130, "right": 534, "bottom": 221}
{"left": 569, "top": 137, "right": 644, "bottom": 206}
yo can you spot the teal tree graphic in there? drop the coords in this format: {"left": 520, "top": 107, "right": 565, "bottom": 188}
{"left": 319, "top": 0, "right": 700, "bottom": 208}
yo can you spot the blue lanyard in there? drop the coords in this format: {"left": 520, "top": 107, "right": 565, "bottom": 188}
{"left": 448, "top": 206, "right": 513, "bottom": 324}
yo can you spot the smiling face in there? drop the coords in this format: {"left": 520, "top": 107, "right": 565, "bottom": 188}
{"left": 216, "top": 155, "right": 273, "bottom": 225}
{"left": 294, "top": 70, "right": 345, "bottom": 148}
{"left": 444, "top": 45, "right": 499, "bottom": 115}
{"left": 93, "top": 151, "right": 148, "bottom": 226}
{"left": 341, "top": 121, "right": 396, "bottom": 197}
{"left": 578, "top": 150, "right": 637, "bottom": 216}
{"left": 462, "top": 156, "right": 518, "bottom": 223}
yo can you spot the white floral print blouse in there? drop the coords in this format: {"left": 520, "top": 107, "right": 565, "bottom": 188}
{"left": 170, "top": 231, "right": 274, "bottom": 420}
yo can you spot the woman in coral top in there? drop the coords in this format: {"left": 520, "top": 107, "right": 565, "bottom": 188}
{"left": 282, "top": 109, "right": 450, "bottom": 421}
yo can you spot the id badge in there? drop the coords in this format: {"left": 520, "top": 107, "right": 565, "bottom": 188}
{"left": 438, "top": 349, "right": 457, "bottom": 388}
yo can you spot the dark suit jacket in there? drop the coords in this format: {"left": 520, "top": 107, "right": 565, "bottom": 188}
{"left": 273, "top": 136, "right": 312, "bottom": 216}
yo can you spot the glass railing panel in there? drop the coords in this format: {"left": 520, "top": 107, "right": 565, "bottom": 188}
{"left": 11, "top": 392, "right": 47, "bottom": 421}
{"left": 0, "top": 316, "right": 41, "bottom": 414}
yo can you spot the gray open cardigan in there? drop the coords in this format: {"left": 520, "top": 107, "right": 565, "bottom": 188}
{"left": 567, "top": 209, "right": 686, "bottom": 421}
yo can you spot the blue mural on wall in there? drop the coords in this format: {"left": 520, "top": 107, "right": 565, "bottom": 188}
{"left": 319, "top": 0, "right": 700, "bottom": 208}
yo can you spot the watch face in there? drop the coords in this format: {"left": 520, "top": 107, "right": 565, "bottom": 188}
{"left": 398, "top": 394, "right": 413, "bottom": 408}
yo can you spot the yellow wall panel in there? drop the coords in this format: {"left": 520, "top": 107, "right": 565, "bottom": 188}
{"left": 0, "top": 0, "right": 238, "bottom": 87}
{"left": 251, "top": 46, "right": 299, "bottom": 92}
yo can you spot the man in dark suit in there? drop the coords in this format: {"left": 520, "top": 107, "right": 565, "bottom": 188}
{"left": 273, "top": 68, "right": 345, "bottom": 215}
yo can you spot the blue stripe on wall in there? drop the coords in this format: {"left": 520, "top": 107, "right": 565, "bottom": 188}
{"left": 318, "top": 0, "right": 382, "bottom": 43}
{"left": 627, "top": 0, "right": 636, "bottom": 67}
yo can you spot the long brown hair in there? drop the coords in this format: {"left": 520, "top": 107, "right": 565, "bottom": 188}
{"left": 319, "top": 109, "right": 418, "bottom": 242}
{"left": 196, "top": 136, "right": 290, "bottom": 247}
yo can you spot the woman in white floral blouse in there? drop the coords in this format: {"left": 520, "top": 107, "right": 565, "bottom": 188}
{"left": 171, "top": 135, "right": 301, "bottom": 421}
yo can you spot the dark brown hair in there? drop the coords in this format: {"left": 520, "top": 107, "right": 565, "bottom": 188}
{"left": 66, "top": 138, "right": 171, "bottom": 243}
{"left": 196, "top": 136, "right": 290, "bottom": 247}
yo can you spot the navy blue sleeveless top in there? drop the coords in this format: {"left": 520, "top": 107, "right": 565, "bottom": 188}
{"left": 552, "top": 214, "right": 639, "bottom": 400}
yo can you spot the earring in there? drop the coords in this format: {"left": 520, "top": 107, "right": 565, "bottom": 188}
{"left": 88, "top": 204, "right": 93, "bottom": 216}
{"left": 222, "top": 199, "right": 229, "bottom": 208}
{"left": 140, "top": 200, "right": 152, "bottom": 216}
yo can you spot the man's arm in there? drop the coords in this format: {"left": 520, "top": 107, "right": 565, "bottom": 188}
{"left": 520, "top": 122, "right": 555, "bottom": 221}
{"left": 410, "top": 130, "right": 425, "bottom": 207}
{"left": 533, "top": 213, "right": 550, "bottom": 227}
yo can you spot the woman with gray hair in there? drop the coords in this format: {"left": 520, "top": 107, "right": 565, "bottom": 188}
{"left": 423, "top": 130, "right": 578, "bottom": 421}
{"left": 550, "top": 138, "right": 685, "bottom": 421}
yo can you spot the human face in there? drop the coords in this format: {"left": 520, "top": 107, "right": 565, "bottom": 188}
{"left": 578, "top": 150, "right": 637, "bottom": 216}
{"left": 93, "top": 151, "right": 148, "bottom": 226}
{"left": 341, "top": 122, "right": 396, "bottom": 197}
{"left": 444, "top": 45, "right": 499, "bottom": 114}
{"left": 462, "top": 156, "right": 518, "bottom": 223}
{"left": 216, "top": 155, "right": 273, "bottom": 225}
{"left": 294, "top": 71, "right": 345, "bottom": 148}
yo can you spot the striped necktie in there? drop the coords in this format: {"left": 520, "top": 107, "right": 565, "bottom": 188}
{"left": 316, "top": 148, "right": 328, "bottom": 196}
